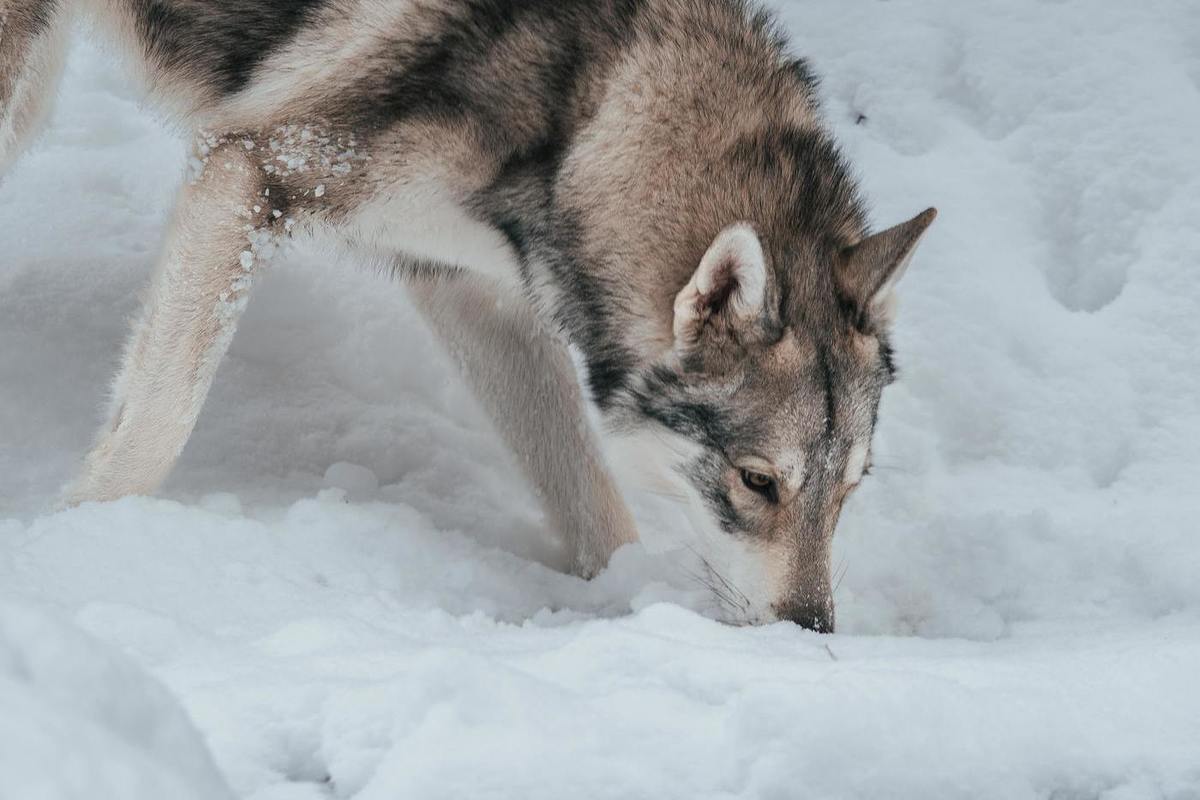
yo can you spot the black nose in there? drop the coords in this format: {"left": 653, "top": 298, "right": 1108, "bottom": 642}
{"left": 775, "top": 601, "right": 834, "bottom": 633}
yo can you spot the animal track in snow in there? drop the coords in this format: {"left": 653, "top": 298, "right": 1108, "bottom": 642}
{"left": 1037, "top": 178, "right": 1137, "bottom": 313}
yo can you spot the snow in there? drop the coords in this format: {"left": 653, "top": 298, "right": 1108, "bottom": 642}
{"left": 0, "top": 604, "right": 234, "bottom": 800}
{"left": 2, "top": 1, "right": 1199, "bottom": 797}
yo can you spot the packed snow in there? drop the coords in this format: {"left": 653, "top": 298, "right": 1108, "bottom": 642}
{"left": 2, "top": 1, "right": 1200, "bottom": 797}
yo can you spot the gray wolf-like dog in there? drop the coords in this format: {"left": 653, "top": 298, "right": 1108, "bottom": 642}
{"left": 0, "top": 0, "right": 935, "bottom": 629}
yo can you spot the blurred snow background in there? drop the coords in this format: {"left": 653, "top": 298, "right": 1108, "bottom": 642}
{"left": 2, "top": 1, "right": 1199, "bottom": 797}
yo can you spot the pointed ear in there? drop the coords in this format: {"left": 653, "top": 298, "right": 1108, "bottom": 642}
{"left": 673, "top": 223, "right": 769, "bottom": 350}
{"left": 837, "top": 207, "right": 936, "bottom": 325}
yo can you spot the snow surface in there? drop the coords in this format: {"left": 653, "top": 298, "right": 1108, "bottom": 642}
{"left": 2, "top": 1, "right": 1200, "bottom": 797}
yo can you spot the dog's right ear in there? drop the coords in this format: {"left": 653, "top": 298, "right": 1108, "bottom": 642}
{"left": 673, "top": 223, "right": 770, "bottom": 351}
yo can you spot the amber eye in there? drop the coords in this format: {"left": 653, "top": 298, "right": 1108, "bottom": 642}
{"left": 740, "top": 469, "right": 778, "bottom": 501}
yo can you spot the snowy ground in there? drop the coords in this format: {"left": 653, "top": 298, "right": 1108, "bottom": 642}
{"left": 3, "top": 1, "right": 1200, "bottom": 797}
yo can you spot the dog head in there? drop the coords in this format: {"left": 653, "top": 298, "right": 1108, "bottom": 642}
{"left": 610, "top": 209, "right": 936, "bottom": 630}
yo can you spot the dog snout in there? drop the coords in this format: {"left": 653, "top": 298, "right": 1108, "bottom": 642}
{"left": 775, "top": 599, "right": 834, "bottom": 633}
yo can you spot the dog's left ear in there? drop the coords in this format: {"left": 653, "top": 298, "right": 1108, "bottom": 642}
{"left": 673, "top": 223, "right": 769, "bottom": 350}
{"left": 837, "top": 207, "right": 936, "bottom": 326}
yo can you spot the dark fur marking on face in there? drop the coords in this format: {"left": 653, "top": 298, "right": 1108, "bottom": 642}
{"left": 630, "top": 367, "right": 736, "bottom": 453}
{"left": 816, "top": 345, "right": 836, "bottom": 435}
{"left": 688, "top": 451, "right": 741, "bottom": 533}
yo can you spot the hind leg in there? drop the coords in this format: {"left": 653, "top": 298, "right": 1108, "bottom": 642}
{"left": 65, "top": 136, "right": 282, "bottom": 504}
{"left": 0, "top": 0, "right": 70, "bottom": 177}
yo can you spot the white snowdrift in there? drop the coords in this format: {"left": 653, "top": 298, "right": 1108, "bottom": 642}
{"left": 0, "top": 604, "right": 234, "bottom": 800}
{"left": 1, "top": 0, "right": 1199, "bottom": 797}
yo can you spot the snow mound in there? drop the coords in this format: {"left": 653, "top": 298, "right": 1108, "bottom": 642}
{"left": 0, "top": 604, "right": 233, "bottom": 800}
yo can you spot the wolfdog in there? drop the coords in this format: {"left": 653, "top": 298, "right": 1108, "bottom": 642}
{"left": 0, "top": 0, "right": 934, "bottom": 629}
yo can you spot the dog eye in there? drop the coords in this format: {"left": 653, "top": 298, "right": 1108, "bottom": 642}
{"left": 740, "top": 469, "right": 778, "bottom": 501}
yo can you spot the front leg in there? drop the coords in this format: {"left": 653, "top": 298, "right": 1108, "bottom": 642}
{"left": 409, "top": 275, "right": 639, "bottom": 578}
{"left": 66, "top": 136, "right": 280, "bottom": 504}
